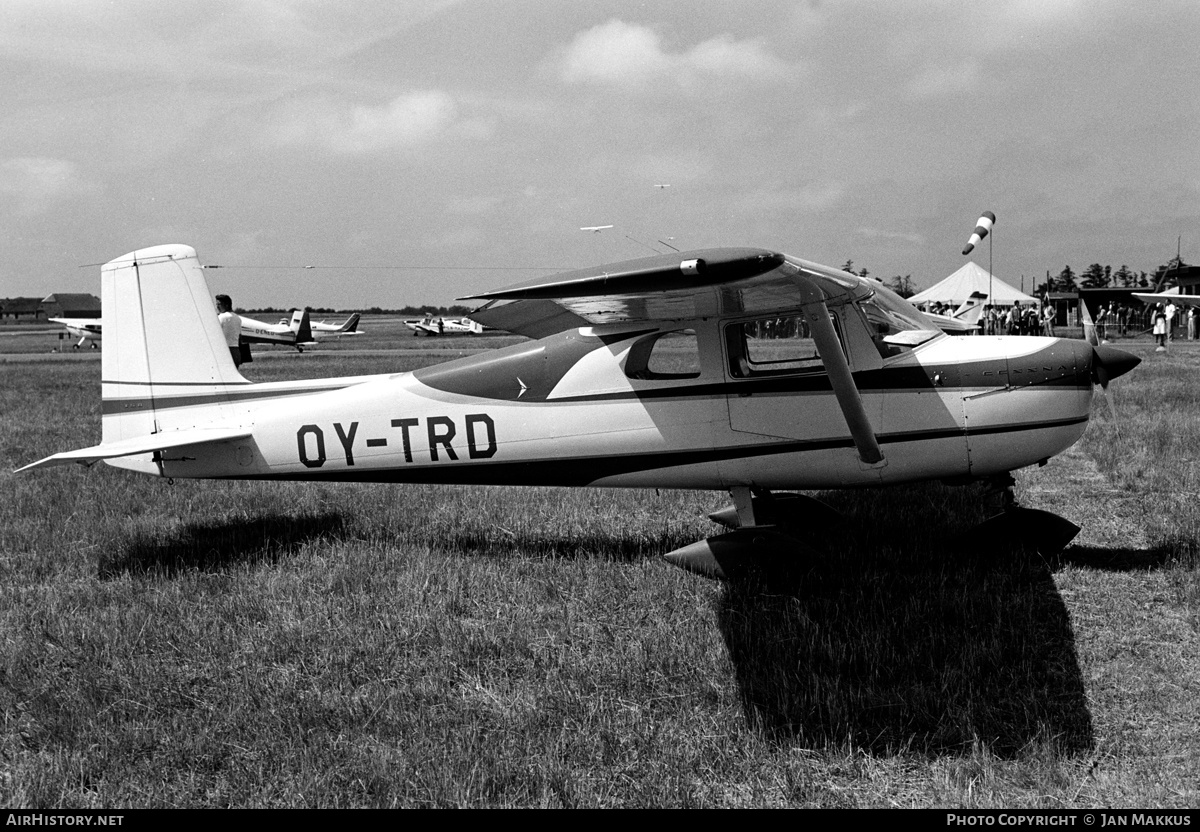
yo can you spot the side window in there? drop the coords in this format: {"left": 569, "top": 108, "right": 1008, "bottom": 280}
{"left": 726, "top": 314, "right": 834, "bottom": 378}
{"left": 624, "top": 330, "right": 701, "bottom": 380}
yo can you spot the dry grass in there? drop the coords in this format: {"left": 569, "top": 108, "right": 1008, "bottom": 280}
{"left": 1, "top": 335, "right": 1196, "bottom": 807}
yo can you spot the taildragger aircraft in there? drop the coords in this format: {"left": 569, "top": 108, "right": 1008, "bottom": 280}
{"left": 18, "top": 244, "right": 1139, "bottom": 580}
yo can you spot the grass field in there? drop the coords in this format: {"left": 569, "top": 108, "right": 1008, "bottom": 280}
{"left": 1, "top": 325, "right": 1196, "bottom": 808}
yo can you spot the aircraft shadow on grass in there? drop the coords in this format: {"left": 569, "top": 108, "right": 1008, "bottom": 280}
{"left": 1056, "top": 542, "right": 1196, "bottom": 572}
{"left": 100, "top": 511, "right": 347, "bottom": 578}
{"left": 712, "top": 487, "right": 1095, "bottom": 757}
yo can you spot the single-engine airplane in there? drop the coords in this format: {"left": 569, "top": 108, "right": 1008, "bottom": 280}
{"left": 404, "top": 314, "right": 485, "bottom": 336}
{"left": 50, "top": 309, "right": 320, "bottom": 353}
{"left": 923, "top": 291, "right": 988, "bottom": 335}
{"left": 239, "top": 309, "right": 314, "bottom": 352}
{"left": 18, "top": 244, "right": 1139, "bottom": 580}
{"left": 310, "top": 313, "right": 363, "bottom": 339}
{"left": 50, "top": 317, "right": 102, "bottom": 349}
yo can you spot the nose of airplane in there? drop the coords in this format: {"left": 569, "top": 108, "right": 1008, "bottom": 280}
{"left": 1091, "top": 344, "right": 1140, "bottom": 388}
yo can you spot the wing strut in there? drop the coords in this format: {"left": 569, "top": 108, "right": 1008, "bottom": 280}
{"left": 793, "top": 277, "right": 884, "bottom": 465}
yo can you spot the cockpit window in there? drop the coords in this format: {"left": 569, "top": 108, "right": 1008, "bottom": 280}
{"left": 726, "top": 314, "right": 836, "bottom": 378}
{"left": 625, "top": 330, "right": 701, "bottom": 380}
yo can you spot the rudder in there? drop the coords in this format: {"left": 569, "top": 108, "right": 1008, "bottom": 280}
{"left": 102, "top": 245, "right": 249, "bottom": 450}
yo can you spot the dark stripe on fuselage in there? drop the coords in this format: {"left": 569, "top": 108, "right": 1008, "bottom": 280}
{"left": 100, "top": 382, "right": 364, "bottom": 415}
{"left": 217, "top": 415, "right": 1088, "bottom": 487}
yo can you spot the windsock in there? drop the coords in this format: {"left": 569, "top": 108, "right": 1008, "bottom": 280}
{"left": 962, "top": 211, "right": 996, "bottom": 255}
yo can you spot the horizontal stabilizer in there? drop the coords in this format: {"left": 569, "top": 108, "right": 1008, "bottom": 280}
{"left": 16, "top": 427, "right": 252, "bottom": 473}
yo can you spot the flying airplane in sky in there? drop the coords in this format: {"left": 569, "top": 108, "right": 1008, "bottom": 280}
{"left": 239, "top": 309, "right": 313, "bottom": 352}
{"left": 18, "top": 244, "right": 1138, "bottom": 580}
{"left": 580, "top": 225, "right": 613, "bottom": 233}
{"left": 310, "top": 313, "right": 363, "bottom": 339}
{"left": 49, "top": 317, "right": 102, "bottom": 349}
{"left": 403, "top": 314, "right": 485, "bottom": 336}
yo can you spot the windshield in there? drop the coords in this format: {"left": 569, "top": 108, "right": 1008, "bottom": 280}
{"left": 859, "top": 285, "right": 940, "bottom": 351}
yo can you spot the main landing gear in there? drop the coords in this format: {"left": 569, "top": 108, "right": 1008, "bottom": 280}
{"left": 663, "top": 487, "right": 841, "bottom": 582}
{"left": 662, "top": 476, "right": 1082, "bottom": 581}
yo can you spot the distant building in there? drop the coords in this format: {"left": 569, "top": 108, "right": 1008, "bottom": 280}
{"left": 0, "top": 297, "right": 44, "bottom": 319}
{"left": 41, "top": 293, "right": 101, "bottom": 318}
{"left": 1152, "top": 263, "right": 1200, "bottom": 296}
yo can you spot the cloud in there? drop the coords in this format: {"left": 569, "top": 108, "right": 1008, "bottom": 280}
{"left": 0, "top": 157, "right": 92, "bottom": 214}
{"left": 857, "top": 227, "right": 926, "bottom": 246}
{"left": 907, "top": 60, "right": 983, "bottom": 99}
{"left": 273, "top": 90, "right": 484, "bottom": 155}
{"left": 558, "top": 19, "right": 793, "bottom": 89}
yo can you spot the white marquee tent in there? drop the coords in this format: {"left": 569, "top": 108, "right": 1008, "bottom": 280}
{"left": 909, "top": 261, "right": 1037, "bottom": 308}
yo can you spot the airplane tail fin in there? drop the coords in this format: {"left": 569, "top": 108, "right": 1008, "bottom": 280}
{"left": 101, "top": 245, "right": 250, "bottom": 446}
{"left": 291, "top": 309, "right": 314, "bottom": 343}
{"left": 341, "top": 313, "right": 360, "bottom": 333}
{"left": 17, "top": 244, "right": 256, "bottom": 474}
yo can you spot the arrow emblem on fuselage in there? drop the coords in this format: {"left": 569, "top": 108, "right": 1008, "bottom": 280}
{"left": 517, "top": 377, "right": 528, "bottom": 398}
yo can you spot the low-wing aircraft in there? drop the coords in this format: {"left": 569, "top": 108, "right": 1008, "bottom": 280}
{"left": 923, "top": 291, "right": 988, "bottom": 335}
{"left": 50, "top": 317, "right": 102, "bottom": 349}
{"left": 49, "top": 309, "right": 318, "bottom": 353}
{"left": 239, "top": 309, "right": 314, "bottom": 352}
{"left": 18, "top": 244, "right": 1139, "bottom": 580}
{"left": 311, "top": 313, "right": 363, "bottom": 340}
{"left": 404, "top": 314, "right": 485, "bottom": 336}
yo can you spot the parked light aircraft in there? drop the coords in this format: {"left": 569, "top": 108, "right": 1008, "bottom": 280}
{"left": 49, "top": 317, "right": 102, "bottom": 349}
{"left": 311, "top": 313, "right": 363, "bottom": 339}
{"left": 18, "top": 244, "right": 1139, "bottom": 580}
{"left": 52, "top": 309, "right": 324, "bottom": 352}
{"left": 922, "top": 291, "right": 988, "bottom": 335}
{"left": 404, "top": 315, "right": 485, "bottom": 336}
{"left": 239, "top": 309, "right": 313, "bottom": 352}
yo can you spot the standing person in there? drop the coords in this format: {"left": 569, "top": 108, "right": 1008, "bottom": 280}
{"left": 215, "top": 294, "right": 242, "bottom": 367}
{"left": 1042, "top": 303, "right": 1056, "bottom": 337}
{"left": 1096, "top": 304, "right": 1107, "bottom": 342}
{"left": 1008, "top": 302, "right": 1021, "bottom": 335}
{"left": 1166, "top": 301, "right": 1177, "bottom": 341}
{"left": 1189, "top": 306, "right": 1198, "bottom": 341}
{"left": 1152, "top": 303, "right": 1168, "bottom": 351}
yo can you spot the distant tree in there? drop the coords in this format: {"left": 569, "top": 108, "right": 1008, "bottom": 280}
{"left": 1056, "top": 265, "right": 1078, "bottom": 292}
{"left": 887, "top": 275, "right": 915, "bottom": 297}
{"left": 1080, "top": 263, "right": 1108, "bottom": 289}
{"left": 1112, "top": 265, "right": 1133, "bottom": 288}
{"left": 841, "top": 260, "right": 855, "bottom": 274}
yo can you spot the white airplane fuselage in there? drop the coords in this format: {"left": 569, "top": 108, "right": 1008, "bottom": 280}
{"left": 105, "top": 322, "right": 1096, "bottom": 491}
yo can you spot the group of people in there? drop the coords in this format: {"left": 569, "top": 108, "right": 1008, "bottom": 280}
{"left": 921, "top": 297, "right": 1200, "bottom": 344}
{"left": 1147, "top": 301, "right": 1200, "bottom": 349}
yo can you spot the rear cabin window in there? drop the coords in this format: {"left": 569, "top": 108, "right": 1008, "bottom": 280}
{"left": 726, "top": 314, "right": 836, "bottom": 378}
{"left": 624, "top": 330, "right": 701, "bottom": 380}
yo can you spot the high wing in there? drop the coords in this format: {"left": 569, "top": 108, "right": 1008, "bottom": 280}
{"left": 1133, "top": 291, "right": 1200, "bottom": 306}
{"left": 461, "top": 247, "right": 942, "bottom": 465}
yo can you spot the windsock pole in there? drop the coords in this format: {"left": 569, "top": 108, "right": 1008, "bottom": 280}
{"left": 963, "top": 211, "right": 996, "bottom": 312}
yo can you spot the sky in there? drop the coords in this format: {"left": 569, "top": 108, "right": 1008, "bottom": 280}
{"left": 2, "top": 0, "right": 1198, "bottom": 309}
